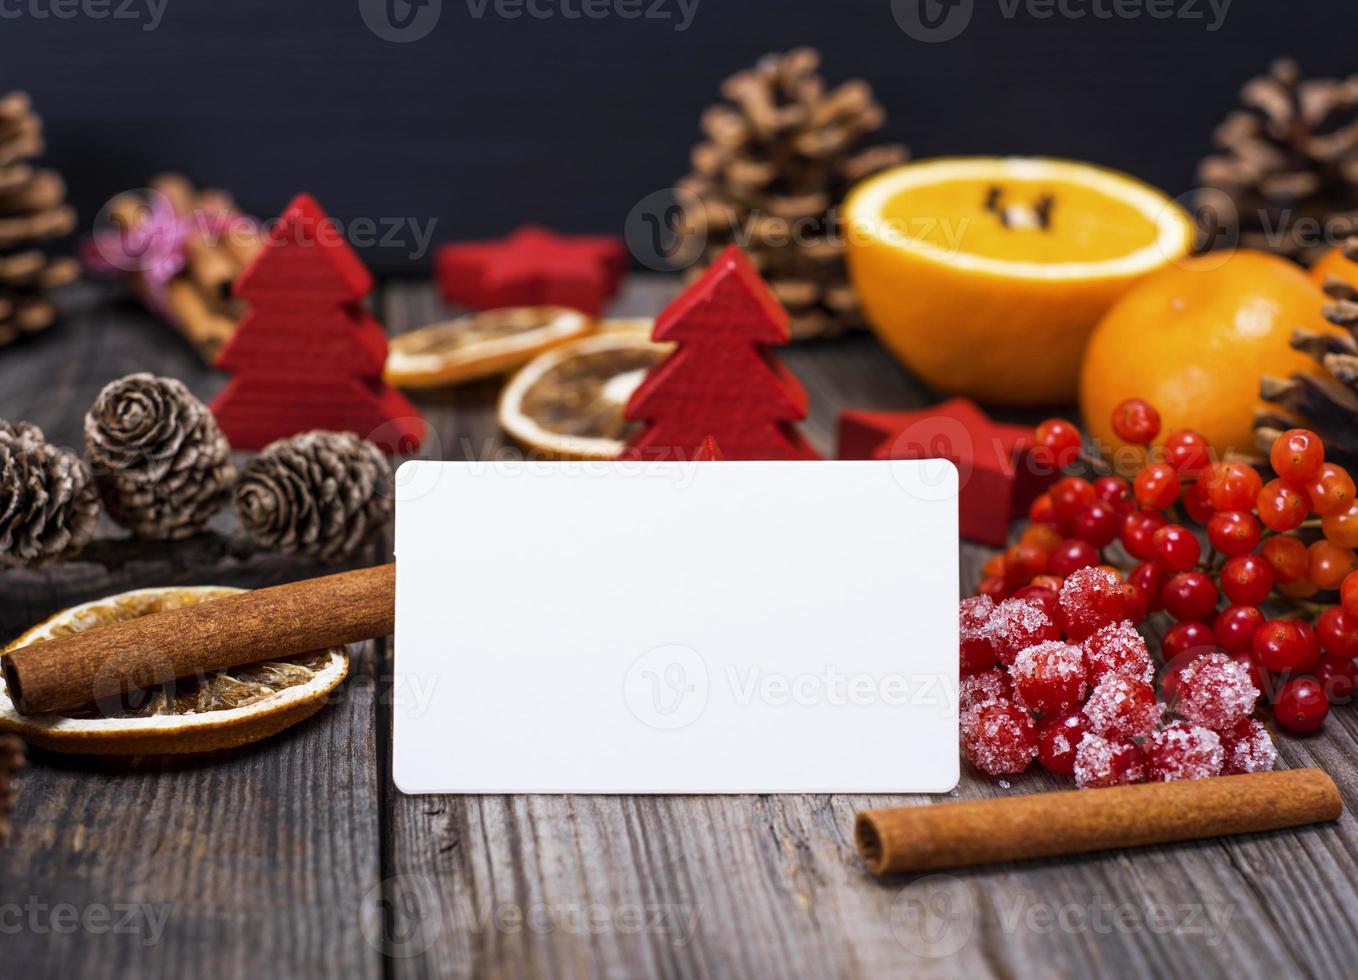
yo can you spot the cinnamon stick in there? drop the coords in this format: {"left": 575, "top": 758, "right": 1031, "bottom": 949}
{"left": 2, "top": 564, "right": 394, "bottom": 716}
{"left": 855, "top": 769, "right": 1341, "bottom": 874}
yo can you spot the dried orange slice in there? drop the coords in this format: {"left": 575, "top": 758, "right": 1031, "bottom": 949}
{"left": 0, "top": 586, "right": 347, "bottom": 755}
{"left": 385, "top": 306, "right": 593, "bottom": 388}
{"left": 497, "top": 322, "right": 670, "bottom": 459}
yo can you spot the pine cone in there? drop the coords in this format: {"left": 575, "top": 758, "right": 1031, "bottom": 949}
{"left": 676, "top": 47, "right": 907, "bottom": 339}
{"left": 233, "top": 431, "right": 392, "bottom": 562}
{"left": 1256, "top": 240, "right": 1358, "bottom": 469}
{"left": 1197, "top": 60, "right": 1358, "bottom": 265}
{"left": 0, "top": 91, "right": 78, "bottom": 345}
{"left": 0, "top": 419, "right": 98, "bottom": 566}
{"left": 85, "top": 373, "right": 235, "bottom": 540}
{"left": 0, "top": 735, "right": 23, "bottom": 846}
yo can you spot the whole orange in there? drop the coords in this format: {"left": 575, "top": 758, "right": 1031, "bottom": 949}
{"left": 1081, "top": 250, "right": 1337, "bottom": 459}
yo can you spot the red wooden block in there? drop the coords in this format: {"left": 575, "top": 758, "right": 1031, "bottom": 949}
{"left": 211, "top": 193, "right": 426, "bottom": 453}
{"left": 836, "top": 398, "right": 1055, "bottom": 547}
{"left": 436, "top": 225, "right": 625, "bottom": 315}
{"left": 623, "top": 245, "right": 820, "bottom": 462}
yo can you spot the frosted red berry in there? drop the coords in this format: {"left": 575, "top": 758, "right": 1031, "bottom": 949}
{"left": 1273, "top": 677, "right": 1329, "bottom": 733}
{"left": 1269, "top": 428, "right": 1324, "bottom": 484}
{"left": 1082, "top": 673, "right": 1161, "bottom": 740}
{"left": 1081, "top": 620, "right": 1155, "bottom": 685}
{"left": 1218, "top": 718, "right": 1277, "bottom": 775}
{"left": 1033, "top": 418, "right": 1083, "bottom": 469}
{"left": 1036, "top": 709, "right": 1091, "bottom": 777}
{"left": 1133, "top": 463, "right": 1179, "bottom": 510}
{"left": 985, "top": 597, "right": 1060, "bottom": 666}
{"left": 1163, "top": 430, "right": 1210, "bottom": 475}
{"left": 1220, "top": 554, "right": 1273, "bottom": 607}
{"left": 1145, "top": 722, "right": 1224, "bottom": 782}
{"left": 1074, "top": 733, "right": 1146, "bottom": 789}
{"left": 1058, "top": 567, "right": 1127, "bottom": 641}
{"left": 1161, "top": 571, "right": 1218, "bottom": 623}
{"left": 959, "top": 667, "right": 1013, "bottom": 712}
{"left": 1110, "top": 398, "right": 1160, "bottom": 445}
{"left": 1215, "top": 605, "right": 1265, "bottom": 653}
{"left": 961, "top": 699, "right": 1038, "bottom": 775}
{"left": 1011, "top": 640, "right": 1088, "bottom": 713}
{"left": 1047, "top": 538, "right": 1100, "bottom": 578}
{"left": 1207, "top": 511, "right": 1261, "bottom": 557}
{"left": 1173, "top": 651, "right": 1259, "bottom": 729}
{"left": 959, "top": 595, "right": 998, "bottom": 673}
{"left": 1011, "top": 585, "right": 1059, "bottom": 621}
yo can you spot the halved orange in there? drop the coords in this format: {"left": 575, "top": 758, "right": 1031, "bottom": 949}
{"left": 844, "top": 158, "right": 1195, "bottom": 404}
{"left": 0, "top": 586, "right": 347, "bottom": 755}
{"left": 497, "top": 322, "right": 670, "bottom": 459}
{"left": 385, "top": 306, "right": 593, "bottom": 388}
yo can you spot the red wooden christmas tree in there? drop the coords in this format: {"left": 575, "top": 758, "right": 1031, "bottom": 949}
{"left": 622, "top": 246, "right": 819, "bottom": 461}
{"left": 210, "top": 194, "right": 426, "bottom": 453}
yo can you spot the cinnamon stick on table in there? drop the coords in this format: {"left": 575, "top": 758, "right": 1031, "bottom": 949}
{"left": 855, "top": 768, "right": 1342, "bottom": 874}
{"left": 2, "top": 564, "right": 395, "bottom": 716}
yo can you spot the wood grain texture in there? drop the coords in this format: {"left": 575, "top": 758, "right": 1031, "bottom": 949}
{"left": 5, "top": 278, "right": 1358, "bottom": 978}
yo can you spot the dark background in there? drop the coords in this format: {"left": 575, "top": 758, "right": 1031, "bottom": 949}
{"left": 2, "top": 0, "right": 1354, "bottom": 272}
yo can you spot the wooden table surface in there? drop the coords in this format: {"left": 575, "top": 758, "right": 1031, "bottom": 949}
{"left": 3, "top": 277, "right": 1358, "bottom": 980}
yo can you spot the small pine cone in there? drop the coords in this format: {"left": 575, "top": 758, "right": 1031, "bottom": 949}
{"left": 0, "top": 420, "right": 98, "bottom": 566}
{"left": 0, "top": 735, "right": 23, "bottom": 845}
{"left": 84, "top": 373, "right": 235, "bottom": 540}
{"left": 234, "top": 431, "right": 392, "bottom": 562}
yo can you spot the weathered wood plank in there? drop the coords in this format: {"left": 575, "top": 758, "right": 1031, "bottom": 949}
{"left": 0, "top": 285, "right": 386, "bottom": 979}
{"left": 379, "top": 278, "right": 1358, "bottom": 980}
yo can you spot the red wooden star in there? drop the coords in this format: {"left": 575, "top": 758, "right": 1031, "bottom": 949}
{"left": 435, "top": 225, "right": 625, "bottom": 315}
{"left": 837, "top": 398, "right": 1056, "bottom": 546}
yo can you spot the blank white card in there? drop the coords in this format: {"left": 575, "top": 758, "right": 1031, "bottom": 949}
{"left": 392, "top": 459, "right": 959, "bottom": 794}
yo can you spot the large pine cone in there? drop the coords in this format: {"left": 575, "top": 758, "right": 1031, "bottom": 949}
{"left": 0, "top": 91, "right": 78, "bottom": 345}
{"left": 676, "top": 47, "right": 907, "bottom": 339}
{"left": 233, "top": 431, "right": 391, "bottom": 562}
{"left": 84, "top": 374, "right": 235, "bottom": 539}
{"left": 0, "top": 420, "right": 98, "bottom": 566}
{"left": 0, "top": 735, "right": 22, "bottom": 845}
{"left": 1197, "top": 60, "right": 1358, "bottom": 265}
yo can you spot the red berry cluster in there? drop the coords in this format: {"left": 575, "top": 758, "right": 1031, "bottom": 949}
{"left": 959, "top": 568, "right": 1275, "bottom": 787}
{"left": 980, "top": 399, "right": 1358, "bottom": 736}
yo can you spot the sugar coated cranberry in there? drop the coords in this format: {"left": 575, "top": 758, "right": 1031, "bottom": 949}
{"left": 1252, "top": 620, "right": 1312, "bottom": 673}
{"left": 1218, "top": 718, "right": 1277, "bottom": 775}
{"left": 1082, "top": 674, "right": 1161, "bottom": 740}
{"left": 1173, "top": 651, "right": 1259, "bottom": 729}
{"left": 1110, "top": 398, "right": 1160, "bottom": 445}
{"left": 985, "top": 597, "right": 1060, "bottom": 666}
{"left": 1215, "top": 605, "right": 1265, "bottom": 653}
{"left": 1269, "top": 428, "right": 1324, "bottom": 484}
{"left": 1011, "top": 585, "right": 1059, "bottom": 621}
{"left": 1316, "top": 655, "right": 1358, "bottom": 704}
{"left": 959, "top": 668, "right": 1013, "bottom": 712}
{"left": 1074, "top": 733, "right": 1146, "bottom": 789}
{"left": 959, "top": 595, "right": 998, "bottom": 673}
{"left": 1011, "top": 641, "right": 1088, "bottom": 713}
{"left": 1036, "top": 709, "right": 1090, "bottom": 777}
{"left": 1152, "top": 523, "right": 1200, "bottom": 571}
{"left": 1059, "top": 566, "right": 1127, "bottom": 641}
{"left": 1081, "top": 620, "right": 1154, "bottom": 685}
{"left": 1161, "top": 571, "right": 1218, "bottom": 623}
{"left": 1047, "top": 538, "right": 1100, "bottom": 578}
{"left": 1273, "top": 677, "right": 1329, "bottom": 733}
{"left": 1161, "top": 621, "right": 1216, "bottom": 662}
{"left": 961, "top": 699, "right": 1038, "bottom": 775}
{"left": 1145, "top": 722, "right": 1224, "bottom": 782}
{"left": 1229, "top": 652, "right": 1270, "bottom": 701}
{"left": 1220, "top": 554, "right": 1273, "bottom": 607}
